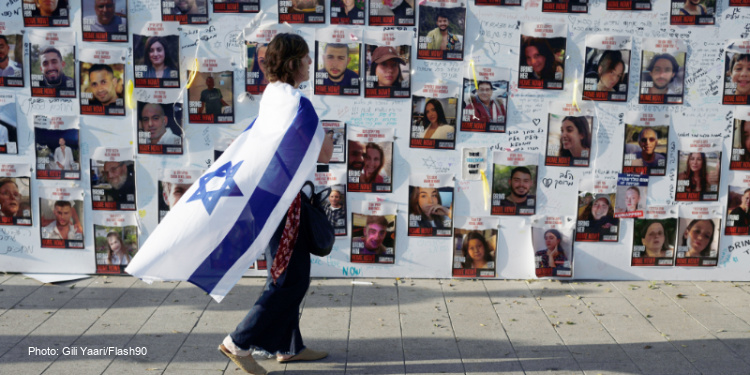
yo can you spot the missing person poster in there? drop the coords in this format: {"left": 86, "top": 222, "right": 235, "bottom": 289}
{"left": 0, "top": 31, "right": 24, "bottom": 87}
{"left": 321, "top": 120, "right": 346, "bottom": 163}
{"left": 136, "top": 89, "right": 183, "bottom": 155}
{"left": 639, "top": 38, "right": 686, "bottom": 105}
{"left": 244, "top": 24, "right": 292, "bottom": 96}
{"left": 632, "top": 205, "right": 677, "bottom": 267}
{"left": 364, "top": 29, "right": 411, "bottom": 99}
{"left": 94, "top": 211, "right": 139, "bottom": 274}
{"left": 187, "top": 61, "right": 234, "bottom": 124}
{"left": 29, "top": 30, "right": 76, "bottom": 98}
{"left": 162, "top": 0, "right": 208, "bottom": 24}
{"left": 417, "top": 0, "right": 466, "bottom": 61}
{"left": 614, "top": 173, "right": 648, "bottom": 218}
{"left": 491, "top": 151, "right": 537, "bottom": 216}
{"left": 351, "top": 201, "right": 397, "bottom": 264}
{"left": 347, "top": 126, "right": 394, "bottom": 193}
{"left": 731, "top": 107, "right": 750, "bottom": 170}
{"left": 213, "top": 0, "right": 259, "bottom": 13}
{"left": 670, "top": 0, "right": 714, "bottom": 26}
{"left": 158, "top": 168, "right": 201, "bottom": 223}
{"left": 675, "top": 205, "right": 721, "bottom": 267}
{"left": 460, "top": 65, "right": 509, "bottom": 133}
{"left": 81, "top": 0, "right": 128, "bottom": 42}
{"left": 545, "top": 101, "right": 595, "bottom": 167}
{"left": 369, "top": 0, "right": 414, "bottom": 26}
{"left": 408, "top": 173, "right": 453, "bottom": 237}
{"left": 622, "top": 111, "right": 669, "bottom": 176}
{"left": 278, "top": 0, "right": 325, "bottom": 23}
{"left": 583, "top": 35, "right": 631, "bottom": 102}
{"left": 39, "top": 186, "right": 84, "bottom": 249}
{"left": 576, "top": 180, "right": 619, "bottom": 242}
{"left": 314, "top": 28, "right": 362, "bottom": 96}
{"left": 133, "top": 22, "right": 180, "bottom": 89}
{"left": 34, "top": 114, "right": 81, "bottom": 180}
{"left": 675, "top": 137, "right": 721, "bottom": 202}
{"left": 518, "top": 22, "right": 566, "bottom": 90}
{"left": 23, "top": 0, "right": 70, "bottom": 27}
{"left": 411, "top": 83, "right": 458, "bottom": 149}
{"left": 314, "top": 168, "right": 347, "bottom": 236}
{"left": 79, "top": 48, "right": 126, "bottom": 116}
{"left": 531, "top": 216, "right": 574, "bottom": 278}
{"left": 725, "top": 174, "right": 750, "bottom": 235}
{"left": 0, "top": 164, "right": 32, "bottom": 226}
{"left": 452, "top": 216, "right": 499, "bottom": 278}
{"left": 0, "top": 94, "right": 18, "bottom": 154}
{"left": 723, "top": 40, "right": 750, "bottom": 106}
{"left": 90, "top": 147, "right": 136, "bottom": 211}
{"left": 542, "top": 0, "right": 588, "bottom": 13}
{"left": 330, "top": 0, "right": 364, "bottom": 24}
{"left": 606, "top": 0, "right": 651, "bottom": 10}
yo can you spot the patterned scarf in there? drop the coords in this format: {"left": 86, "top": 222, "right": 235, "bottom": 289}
{"left": 271, "top": 192, "right": 302, "bottom": 283}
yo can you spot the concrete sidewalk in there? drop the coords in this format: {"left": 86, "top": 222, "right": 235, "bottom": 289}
{"left": 1, "top": 274, "right": 750, "bottom": 375}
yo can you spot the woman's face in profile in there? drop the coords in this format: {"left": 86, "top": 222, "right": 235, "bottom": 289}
{"left": 544, "top": 232, "right": 560, "bottom": 250}
{"left": 642, "top": 222, "right": 665, "bottom": 252}
{"left": 731, "top": 58, "right": 750, "bottom": 95}
{"left": 256, "top": 46, "right": 268, "bottom": 76}
{"left": 364, "top": 147, "right": 381, "bottom": 176}
{"left": 425, "top": 102, "right": 438, "bottom": 125}
{"left": 685, "top": 220, "right": 712, "bottom": 253}
{"left": 560, "top": 119, "right": 584, "bottom": 152}
{"left": 467, "top": 238, "right": 485, "bottom": 262}
{"left": 376, "top": 59, "right": 400, "bottom": 87}
{"left": 591, "top": 198, "right": 609, "bottom": 220}
{"left": 108, "top": 236, "right": 122, "bottom": 253}
{"left": 625, "top": 189, "right": 639, "bottom": 211}
{"left": 149, "top": 41, "right": 166, "bottom": 67}
{"left": 688, "top": 153, "right": 703, "bottom": 172}
{"left": 417, "top": 187, "right": 439, "bottom": 214}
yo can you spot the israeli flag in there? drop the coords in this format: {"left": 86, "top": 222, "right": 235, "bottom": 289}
{"left": 126, "top": 82, "right": 323, "bottom": 302}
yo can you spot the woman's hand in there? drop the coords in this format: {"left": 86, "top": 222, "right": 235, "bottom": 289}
{"left": 425, "top": 204, "right": 450, "bottom": 218}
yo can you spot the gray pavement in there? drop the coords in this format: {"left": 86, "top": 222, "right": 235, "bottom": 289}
{"left": 1, "top": 274, "right": 750, "bottom": 375}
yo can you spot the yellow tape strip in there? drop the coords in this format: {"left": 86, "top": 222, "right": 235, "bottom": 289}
{"left": 125, "top": 79, "right": 134, "bottom": 109}
{"left": 480, "top": 169, "right": 489, "bottom": 211}
{"left": 470, "top": 60, "right": 478, "bottom": 91}
{"left": 185, "top": 59, "right": 199, "bottom": 89}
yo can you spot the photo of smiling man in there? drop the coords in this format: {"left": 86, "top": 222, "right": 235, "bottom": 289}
{"left": 0, "top": 34, "right": 24, "bottom": 87}
{"left": 23, "top": 0, "right": 70, "bottom": 27}
{"left": 351, "top": 201, "right": 397, "bottom": 264}
{"left": 29, "top": 31, "right": 76, "bottom": 98}
{"left": 491, "top": 151, "right": 538, "bottom": 216}
{"left": 80, "top": 49, "right": 126, "bottom": 116}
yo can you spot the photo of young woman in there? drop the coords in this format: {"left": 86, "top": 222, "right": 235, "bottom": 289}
{"left": 632, "top": 217, "right": 676, "bottom": 266}
{"left": 452, "top": 216, "right": 499, "bottom": 278}
{"left": 133, "top": 33, "right": 180, "bottom": 88}
{"left": 675, "top": 205, "right": 721, "bottom": 266}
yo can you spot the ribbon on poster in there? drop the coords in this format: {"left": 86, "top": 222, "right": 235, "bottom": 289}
{"left": 126, "top": 82, "right": 323, "bottom": 302}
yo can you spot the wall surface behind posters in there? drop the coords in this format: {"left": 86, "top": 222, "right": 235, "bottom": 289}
{"left": 1, "top": 0, "right": 750, "bottom": 281}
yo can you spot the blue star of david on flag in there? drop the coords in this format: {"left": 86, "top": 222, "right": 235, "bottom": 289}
{"left": 187, "top": 161, "right": 244, "bottom": 215}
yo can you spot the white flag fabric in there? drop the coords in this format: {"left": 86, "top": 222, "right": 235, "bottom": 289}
{"left": 126, "top": 82, "right": 323, "bottom": 302}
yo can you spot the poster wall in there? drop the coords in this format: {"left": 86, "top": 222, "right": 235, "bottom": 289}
{"left": 1, "top": 1, "right": 750, "bottom": 282}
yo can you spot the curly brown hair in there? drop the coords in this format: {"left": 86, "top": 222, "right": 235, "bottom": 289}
{"left": 264, "top": 33, "right": 309, "bottom": 86}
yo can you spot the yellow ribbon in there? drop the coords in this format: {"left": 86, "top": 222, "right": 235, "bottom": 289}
{"left": 470, "top": 59, "right": 478, "bottom": 91}
{"left": 185, "top": 59, "right": 199, "bottom": 89}
{"left": 480, "top": 169, "right": 489, "bottom": 211}
{"left": 125, "top": 79, "right": 134, "bottom": 109}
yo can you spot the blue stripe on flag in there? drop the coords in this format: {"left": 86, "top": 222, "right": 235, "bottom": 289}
{"left": 187, "top": 98, "right": 318, "bottom": 293}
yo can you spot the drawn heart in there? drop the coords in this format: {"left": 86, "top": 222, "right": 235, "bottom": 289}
{"left": 488, "top": 41, "right": 502, "bottom": 56}
{"left": 533, "top": 118, "right": 541, "bottom": 126}
{"left": 542, "top": 178, "right": 553, "bottom": 188}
